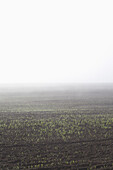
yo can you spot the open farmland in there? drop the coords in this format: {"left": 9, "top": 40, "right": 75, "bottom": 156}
{"left": 1, "top": 84, "right": 113, "bottom": 169}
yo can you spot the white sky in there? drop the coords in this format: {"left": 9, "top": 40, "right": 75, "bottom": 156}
{"left": 0, "top": 0, "right": 113, "bottom": 85}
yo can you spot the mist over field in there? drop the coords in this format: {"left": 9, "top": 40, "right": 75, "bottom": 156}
{"left": 0, "top": 83, "right": 113, "bottom": 116}
{"left": 0, "top": 83, "right": 113, "bottom": 92}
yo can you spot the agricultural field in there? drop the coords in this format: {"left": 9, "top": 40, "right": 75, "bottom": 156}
{"left": 1, "top": 84, "right": 113, "bottom": 169}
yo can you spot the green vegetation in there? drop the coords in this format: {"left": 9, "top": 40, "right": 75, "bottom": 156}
{"left": 1, "top": 110, "right": 113, "bottom": 169}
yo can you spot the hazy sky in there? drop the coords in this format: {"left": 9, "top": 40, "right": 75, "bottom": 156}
{"left": 0, "top": 0, "right": 113, "bottom": 85}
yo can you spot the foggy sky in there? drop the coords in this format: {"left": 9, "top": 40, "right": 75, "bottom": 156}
{"left": 0, "top": 0, "right": 113, "bottom": 85}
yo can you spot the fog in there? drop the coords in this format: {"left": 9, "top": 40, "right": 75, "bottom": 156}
{"left": 0, "top": 0, "right": 113, "bottom": 85}
{"left": 0, "top": 83, "right": 113, "bottom": 94}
